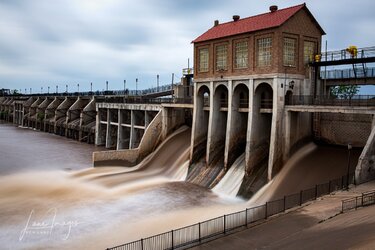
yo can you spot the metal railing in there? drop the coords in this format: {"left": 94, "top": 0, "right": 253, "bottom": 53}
{"left": 318, "top": 46, "right": 375, "bottom": 62}
{"left": 1, "top": 83, "right": 175, "bottom": 97}
{"left": 107, "top": 173, "right": 359, "bottom": 250}
{"left": 321, "top": 67, "right": 375, "bottom": 79}
{"left": 288, "top": 95, "right": 375, "bottom": 107}
{"left": 98, "top": 97, "right": 193, "bottom": 105}
{"left": 342, "top": 190, "right": 375, "bottom": 212}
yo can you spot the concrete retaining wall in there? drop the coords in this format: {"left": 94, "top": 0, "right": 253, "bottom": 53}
{"left": 356, "top": 120, "right": 375, "bottom": 183}
{"left": 93, "top": 110, "right": 162, "bottom": 167}
{"left": 316, "top": 113, "right": 372, "bottom": 147}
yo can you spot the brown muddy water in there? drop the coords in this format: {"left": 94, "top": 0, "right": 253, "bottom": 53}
{"left": 0, "top": 123, "right": 243, "bottom": 250}
{"left": 0, "top": 122, "right": 362, "bottom": 249}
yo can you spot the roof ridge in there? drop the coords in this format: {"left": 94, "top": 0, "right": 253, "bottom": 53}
{"left": 215, "top": 3, "right": 305, "bottom": 27}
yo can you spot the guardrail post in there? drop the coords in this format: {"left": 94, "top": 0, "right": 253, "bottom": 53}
{"left": 171, "top": 230, "right": 174, "bottom": 250}
{"left": 341, "top": 176, "right": 344, "bottom": 189}
{"left": 223, "top": 215, "right": 226, "bottom": 234}
{"left": 283, "top": 196, "right": 286, "bottom": 211}
{"left": 328, "top": 180, "right": 332, "bottom": 193}
{"left": 300, "top": 190, "right": 303, "bottom": 206}
{"left": 341, "top": 201, "right": 344, "bottom": 213}
{"left": 198, "top": 222, "right": 201, "bottom": 243}
{"left": 245, "top": 208, "right": 248, "bottom": 228}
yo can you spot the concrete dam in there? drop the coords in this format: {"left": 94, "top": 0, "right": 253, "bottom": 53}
{"left": 2, "top": 57, "right": 375, "bottom": 198}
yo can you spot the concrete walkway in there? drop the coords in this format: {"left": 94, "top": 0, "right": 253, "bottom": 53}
{"left": 192, "top": 181, "right": 375, "bottom": 250}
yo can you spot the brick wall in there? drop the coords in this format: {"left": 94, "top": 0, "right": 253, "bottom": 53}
{"left": 194, "top": 8, "right": 322, "bottom": 81}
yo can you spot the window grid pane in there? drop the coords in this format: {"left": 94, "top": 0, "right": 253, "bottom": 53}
{"left": 216, "top": 45, "right": 228, "bottom": 71}
{"left": 258, "top": 38, "right": 272, "bottom": 67}
{"left": 235, "top": 41, "right": 248, "bottom": 69}
{"left": 199, "top": 48, "right": 209, "bottom": 72}
{"left": 283, "top": 37, "right": 296, "bottom": 66}
{"left": 304, "top": 41, "right": 315, "bottom": 64}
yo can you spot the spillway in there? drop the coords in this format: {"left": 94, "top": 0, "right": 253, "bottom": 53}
{"left": 212, "top": 153, "right": 245, "bottom": 197}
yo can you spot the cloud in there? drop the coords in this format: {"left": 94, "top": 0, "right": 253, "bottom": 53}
{"left": 0, "top": 0, "right": 374, "bottom": 93}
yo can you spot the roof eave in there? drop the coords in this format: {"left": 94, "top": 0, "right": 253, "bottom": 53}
{"left": 192, "top": 25, "right": 280, "bottom": 44}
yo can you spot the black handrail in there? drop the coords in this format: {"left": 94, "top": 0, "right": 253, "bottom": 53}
{"left": 107, "top": 172, "right": 369, "bottom": 250}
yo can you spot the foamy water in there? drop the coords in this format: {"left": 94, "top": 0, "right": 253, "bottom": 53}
{"left": 0, "top": 122, "right": 362, "bottom": 249}
{"left": 213, "top": 153, "right": 245, "bottom": 197}
{"left": 0, "top": 124, "right": 243, "bottom": 249}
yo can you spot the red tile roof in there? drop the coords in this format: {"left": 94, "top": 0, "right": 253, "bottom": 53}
{"left": 193, "top": 4, "right": 323, "bottom": 43}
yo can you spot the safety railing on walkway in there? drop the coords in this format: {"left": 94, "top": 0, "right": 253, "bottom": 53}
{"left": 320, "top": 67, "right": 375, "bottom": 79}
{"left": 99, "top": 97, "right": 193, "bottom": 105}
{"left": 1, "top": 83, "right": 175, "bottom": 97}
{"left": 341, "top": 190, "right": 375, "bottom": 212}
{"left": 318, "top": 46, "right": 375, "bottom": 62}
{"left": 288, "top": 95, "right": 375, "bottom": 107}
{"left": 107, "top": 173, "right": 357, "bottom": 250}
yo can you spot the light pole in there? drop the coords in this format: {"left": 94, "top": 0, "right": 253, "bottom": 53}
{"left": 48, "top": 86, "right": 50, "bottom": 94}
{"left": 157, "top": 74, "right": 159, "bottom": 92}
{"left": 346, "top": 143, "right": 352, "bottom": 190}
{"left": 56, "top": 85, "right": 58, "bottom": 94}
{"left": 136, "top": 78, "right": 138, "bottom": 96}
{"left": 106, "top": 81, "right": 108, "bottom": 91}
{"left": 90, "top": 82, "right": 93, "bottom": 92}
{"left": 77, "top": 83, "right": 79, "bottom": 93}
{"left": 124, "top": 80, "right": 126, "bottom": 94}
{"left": 66, "top": 85, "right": 68, "bottom": 93}
{"left": 41, "top": 87, "right": 43, "bottom": 94}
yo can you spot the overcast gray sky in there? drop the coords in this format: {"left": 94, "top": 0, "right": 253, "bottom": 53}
{"left": 0, "top": 0, "right": 374, "bottom": 93}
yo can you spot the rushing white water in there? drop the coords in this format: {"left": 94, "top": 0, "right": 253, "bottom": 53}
{"left": 249, "top": 142, "right": 361, "bottom": 205}
{"left": 212, "top": 153, "right": 245, "bottom": 197}
{"left": 0, "top": 123, "right": 243, "bottom": 250}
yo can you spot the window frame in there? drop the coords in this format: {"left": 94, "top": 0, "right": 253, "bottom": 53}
{"left": 215, "top": 43, "right": 228, "bottom": 71}
{"left": 303, "top": 40, "right": 316, "bottom": 66}
{"left": 234, "top": 40, "right": 249, "bottom": 69}
{"left": 198, "top": 47, "right": 209, "bottom": 73}
{"left": 257, "top": 37, "right": 272, "bottom": 67}
{"left": 283, "top": 37, "right": 297, "bottom": 67}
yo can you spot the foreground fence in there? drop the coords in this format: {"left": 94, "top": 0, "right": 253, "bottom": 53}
{"left": 341, "top": 190, "right": 375, "bottom": 212}
{"left": 107, "top": 173, "right": 357, "bottom": 250}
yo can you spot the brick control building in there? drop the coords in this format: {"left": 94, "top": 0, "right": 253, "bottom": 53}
{"left": 193, "top": 3, "right": 324, "bottom": 80}
{"left": 190, "top": 4, "right": 325, "bottom": 181}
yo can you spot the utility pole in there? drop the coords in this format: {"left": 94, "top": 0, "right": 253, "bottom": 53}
{"left": 106, "top": 81, "right": 108, "bottom": 91}
{"left": 56, "top": 85, "right": 58, "bottom": 93}
{"left": 90, "top": 82, "right": 93, "bottom": 92}
{"left": 77, "top": 83, "right": 79, "bottom": 93}
{"left": 66, "top": 84, "right": 68, "bottom": 93}
{"left": 48, "top": 86, "right": 50, "bottom": 94}
{"left": 41, "top": 87, "right": 43, "bottom": 94}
